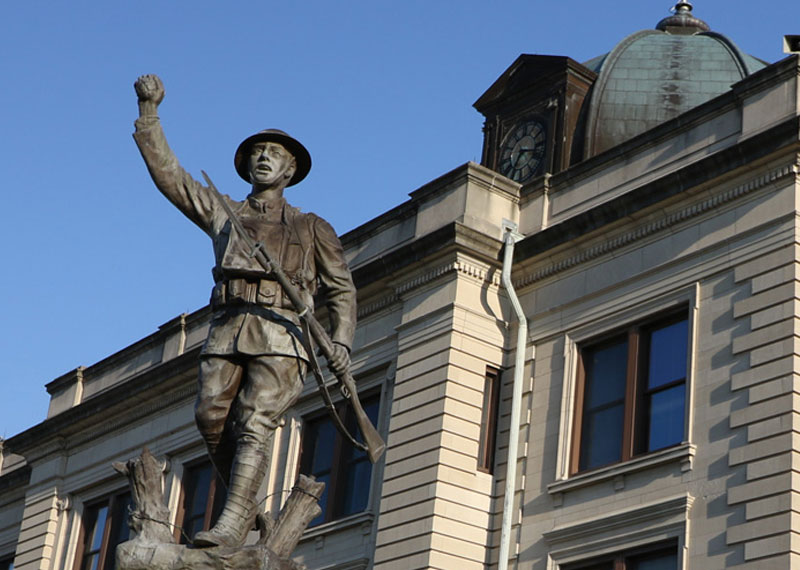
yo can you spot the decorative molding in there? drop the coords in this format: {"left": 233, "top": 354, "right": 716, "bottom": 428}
{"left": 395, "top": 258, "right": 500, "bottom": 297}
{"left": 56, "top": 495, "right": 71, "bottom": 512}
{"left": 548, "top": 443, "right": 696, "bottom": 497}
{"left": 544, "top": 494, "right": 692, "bottom": 569}
{"left": 544, "top": 494, "right": 692, "bottom": 545}
{"left": 394, "top": 261, "right": 460, "bottom": 296}
{"left": 357, "top": 257, "right": 502, "bottom": 319}
{"left": 300, "top": 511, "right": 375, "bottom": 543}
{"left": 315, "top": 558, "right": 370, "bottom": 570}
{"left": 356, "top": 294, "right": 399, "bottom": 319}
{"left": 517, "top": 163, "right": 798, "bottom": 289}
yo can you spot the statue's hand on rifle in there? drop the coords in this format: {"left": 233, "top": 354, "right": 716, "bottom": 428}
{"left": 328, "top": 343, "right": 351, "bottom": 378}
{"left": 134, "top": 74, "right": 165, "bottom": 117}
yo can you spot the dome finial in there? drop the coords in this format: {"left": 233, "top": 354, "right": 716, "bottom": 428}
{"left": 657, "top": 1, "right": 710, "bottom": 33}
{"left": 673, "top": 1, "right": 693, "bottom": 13}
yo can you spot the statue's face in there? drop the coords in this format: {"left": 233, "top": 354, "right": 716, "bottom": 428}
{"left": 248, "top": 141, "right": 296, "bottom": 187}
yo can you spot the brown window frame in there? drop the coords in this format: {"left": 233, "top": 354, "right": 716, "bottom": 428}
{"left": 73, "top": 489, "right": 132, "bottom": 570}
{"left": 299, "top": 392, "right": 381, "bottom": 527}
{"left": 173, "top": 458, "right": 226, "bottom": 544}
{"left": 570, "top": 308, "right": 689, "bottom": 474}
{"left": 478, "top": 366, "right": 502, "bottom": 474}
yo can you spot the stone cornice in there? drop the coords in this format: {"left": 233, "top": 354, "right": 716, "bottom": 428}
{"left": 0, "top": 464, "right": 31, "bottom": 494}
{"left": 356, "top": 293, "right": 399, "bottom": 320}
{"left": 732, "top": 54, "right": 800, "bottom": 102}
{"left": 515, "top": 117, "right": 800, "bottom": 267}
{"left": 357, "top": 254, "right": 501, "bottom": 319}
{"left": 350, "top": 222, "right": 502, "bottom": 291}
{"left": 395, "top": 256, "right": 500, "bottom": 296}
{"left": 515, "top": 161, "right": 798, "bottom": 289}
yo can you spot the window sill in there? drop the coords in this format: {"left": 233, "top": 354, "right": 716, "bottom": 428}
{"left": 548, "top": 443, "right": 696, "bottom": 499}
{"left": 300, "top": 510, "right": 375, "bottom": 542}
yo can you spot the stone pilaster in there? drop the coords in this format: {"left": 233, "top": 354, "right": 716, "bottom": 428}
{"left": 373, "top": 263, "right": 505, "bottom": 569}
{"left": 13, "top": 488, "right": 62, "bottom": 570}
{"left": 726, "top": 240, "right": 800, "bottom": 566}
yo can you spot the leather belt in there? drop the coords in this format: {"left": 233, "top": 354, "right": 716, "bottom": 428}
{"left": 211, "top": 278, "right": 282, "bottom": 308}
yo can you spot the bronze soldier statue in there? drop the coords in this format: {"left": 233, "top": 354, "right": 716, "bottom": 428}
{"left": 133, "top": 74, "right": 357, "bottom": 548}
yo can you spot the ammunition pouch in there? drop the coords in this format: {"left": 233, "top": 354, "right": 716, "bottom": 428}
{"left": 211, "top": 277, "right": 312, "bottom": 310}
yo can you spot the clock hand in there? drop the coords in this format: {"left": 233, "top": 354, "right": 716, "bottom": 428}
{"left": 511, "top": 147, "right": 534, "bottom": 167}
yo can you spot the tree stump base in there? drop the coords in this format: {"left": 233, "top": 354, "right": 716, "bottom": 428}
{"left": 114, "top": 448, "right": 324, "bottom": 570}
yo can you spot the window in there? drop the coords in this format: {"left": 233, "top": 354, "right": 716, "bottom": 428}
{"left": 478, "top": 366, "right": 501, "bottom": 473}
{"left": 572, "top": 310, "right": 688, "bottom": 473}
{"left": 75, "top": 490, "right": 132, "bottom": 570}
{"left": 175, "top": 460, "right": 226, "bottom": 544}
{"left": 0, "top": 555, "right": 14, "bottom": 570}
{"left": 300, "top": 394, "right": 380, "bottom": 527}
{"left": 564, "top": 543, "right": 678, "bottom": 570}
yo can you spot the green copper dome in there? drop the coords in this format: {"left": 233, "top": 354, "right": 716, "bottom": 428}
{"left": 582, "top": 2, "right": 767, "bottom": 157}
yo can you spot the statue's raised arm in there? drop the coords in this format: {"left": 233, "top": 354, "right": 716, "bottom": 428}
{"left": 132, "top": 74, "right": 224, "bottom": 234}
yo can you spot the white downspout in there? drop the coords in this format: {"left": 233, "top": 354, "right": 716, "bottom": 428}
{"left": 498, "top": 220, "right": 526, "bottom": 570}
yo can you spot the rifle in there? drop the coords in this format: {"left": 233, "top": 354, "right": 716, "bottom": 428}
{"left": 201, "top": 171, "right": 386, "bottom": 463}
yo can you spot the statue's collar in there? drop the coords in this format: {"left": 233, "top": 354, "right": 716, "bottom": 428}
{"left": 247, "top": 195, "right": 286, "bottom": 214}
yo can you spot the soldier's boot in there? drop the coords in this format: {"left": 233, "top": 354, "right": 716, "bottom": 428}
{"left": 193, "top": 442, "right": 269, "bottom": 548}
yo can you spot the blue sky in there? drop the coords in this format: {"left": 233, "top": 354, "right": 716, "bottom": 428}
{"left": 0, "top": 1, "right": 795, "bottom": 438}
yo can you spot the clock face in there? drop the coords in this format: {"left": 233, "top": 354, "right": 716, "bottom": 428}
{"left": 499, "top": 120, "right": 546, "bottom": 183}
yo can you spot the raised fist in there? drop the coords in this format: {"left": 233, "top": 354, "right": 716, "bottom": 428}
{"left": 134, "top": 74, "right": 165, "bottom": 106}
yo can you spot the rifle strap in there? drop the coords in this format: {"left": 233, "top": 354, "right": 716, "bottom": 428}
{"left": 299, "top": 317, "right": 368, "bottom": 453}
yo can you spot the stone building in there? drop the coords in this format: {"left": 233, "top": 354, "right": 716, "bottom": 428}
{"left": 2, "top": 3, "right": 800, "bottom": 569}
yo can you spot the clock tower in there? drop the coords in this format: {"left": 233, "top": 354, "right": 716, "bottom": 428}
{"left": 474, "top": 55, "right": 597, "bottom": 184}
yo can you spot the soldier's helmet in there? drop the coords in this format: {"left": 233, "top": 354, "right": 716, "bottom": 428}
{"left": 234, "top": 129, "right": 311, "bottom": 186}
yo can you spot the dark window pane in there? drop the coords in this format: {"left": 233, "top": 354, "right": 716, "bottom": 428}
{"left": 647, "top": 384, "right": 686, "bottom": 451}
{"left": 339, "top": 398, "right": 379, "bottom": 516}
{"left": 179, "top": 462, "right": 225, "bottom": 544}
{"left": 308, "top": 472, "right": 331, "bottom": 527}
{"left": 628, "top": 549, "right": 678, "bottom": 570}
{"left": 647, "top": 319, "right": 688, "bottom": 389}
{"left": 86, "top": 554, "right": 101, "bottom": 570}
{"left": 309, "top": 420, "right": 336, "bottom": 474}
{"left": 478, "top": 368, "right": 501, "bottom": 473}
{"left": 580, "top": 404, "right": 624, "bottom": 470}
{"left": 303, "top": 395, "right": 379, "bottom": 526}
{"left": 584, "top": 338, "right": 628, "bottom": 408}
{"left": 106, "top": 493, "right": 132, "bottom": 570}
{"left": 80, "top": 503, "right": 109, "bottom": 570}
{"left": 190, "top": 466, "right": 212, "bottom": 516}
{"left": 340, "top": 459, "right": 371, "bottom": 516}
{"left": 90, "top": 506, "right": 109, "bottom": 552}
{"left": 187, "top": 516, "right": 205, "bottom": 540}
{"left": 181, "top": 464, "right": 211, "bottom": 544}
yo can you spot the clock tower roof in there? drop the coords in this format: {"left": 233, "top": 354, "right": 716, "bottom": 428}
{"left": 474, "top": 55, "right": 595, "bottom": 114}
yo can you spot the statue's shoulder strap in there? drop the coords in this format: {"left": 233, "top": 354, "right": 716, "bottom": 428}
{"left": 285, "top": 206, "right": 318, "bottom": 272}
